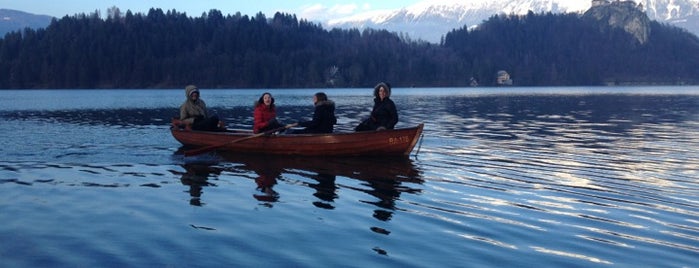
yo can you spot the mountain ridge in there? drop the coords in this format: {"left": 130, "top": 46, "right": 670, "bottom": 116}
{"left": 0, "top": 9, "right": 53, "bottom": 36}
{"left": 327, "top": 0, "right": 699, "bottom": 43}
{"left": 3, "top": 1, "right": 698, "bottom": 42}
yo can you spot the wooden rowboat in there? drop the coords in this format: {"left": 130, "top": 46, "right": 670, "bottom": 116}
{"left": 171, "top": 123, "right": 424, "bottom": 156}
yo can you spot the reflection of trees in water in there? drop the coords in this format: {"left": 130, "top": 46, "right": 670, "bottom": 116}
{"left": 2, "top": 108, "right": 179, "bottom": 127}
{"left": 437, "top": 95, "right": 699, "bottom": 141}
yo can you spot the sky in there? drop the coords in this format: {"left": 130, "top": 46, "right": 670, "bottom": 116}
{"left": 0, "top": 0, "right": 421, "bottom": 21}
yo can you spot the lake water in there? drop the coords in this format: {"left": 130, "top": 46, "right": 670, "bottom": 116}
{"left": 1, "top": 87, "right": 698, "bottom": 267}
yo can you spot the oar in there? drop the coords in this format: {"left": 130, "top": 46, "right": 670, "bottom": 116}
{"left": 184, "top": 123, "right": 297, "bottom": 157}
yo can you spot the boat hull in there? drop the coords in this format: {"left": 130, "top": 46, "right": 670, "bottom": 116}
{"left": 171, "top": 124, "right": 424, "bottom": 156}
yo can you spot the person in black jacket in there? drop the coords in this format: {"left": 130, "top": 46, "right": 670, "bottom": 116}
{"left": 355, "top": 82, "right": 398, "bottom": 131}
{"left": 293, "top": 92, "right": 337, "bottom": 134}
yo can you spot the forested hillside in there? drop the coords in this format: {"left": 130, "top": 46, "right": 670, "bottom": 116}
{"left": 443, "top": 11, "right": 699, "bottom": 86}
{"left": 1, "top": 8, "right": 697, "bottom": 89}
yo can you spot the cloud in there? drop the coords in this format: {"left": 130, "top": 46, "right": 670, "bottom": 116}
{"left": 328, "top": 4, "right": 359, "bottom": 15}
{"left": 299, "top": 3, "right": 362, "bottom": 20}
{"left": 300, "top": 4, "right": 325, "bottom": 16}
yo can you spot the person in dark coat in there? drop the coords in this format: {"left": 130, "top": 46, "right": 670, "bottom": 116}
{"left": 293, "top": 92, "right": 337, "bottom": 134}
{"left": 355, "top": 82, "right": 398, "bottom": 131}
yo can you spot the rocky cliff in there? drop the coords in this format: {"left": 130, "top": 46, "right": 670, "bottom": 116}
{"left": 583, "top": 1, "right": 652, "bottom": 44}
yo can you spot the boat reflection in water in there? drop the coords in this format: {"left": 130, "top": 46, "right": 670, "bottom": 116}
{"left": 224, "top": 153, "right": 424, "bottom": 221}
{"left": 177, "top": 150, "right": 424, "bottom": 221}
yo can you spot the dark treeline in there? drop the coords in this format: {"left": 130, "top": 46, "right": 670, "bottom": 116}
{"left": 444, "top": 12, "right": 699, "bottom": 86}
{"left": 1, "top": 8, "right": 698, "bottom": 89}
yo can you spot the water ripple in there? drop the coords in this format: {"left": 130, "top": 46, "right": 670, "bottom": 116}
{"left": 1, "top": 90, "right": 698, "bottom": 267}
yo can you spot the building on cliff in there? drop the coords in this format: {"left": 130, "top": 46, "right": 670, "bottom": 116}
{"left": 591, "top": 0, "right": 644, "bottom": 11}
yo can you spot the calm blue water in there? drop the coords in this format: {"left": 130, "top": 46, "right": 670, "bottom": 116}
{"left": 1, "top": 87, "right": 698, "bottom": 267}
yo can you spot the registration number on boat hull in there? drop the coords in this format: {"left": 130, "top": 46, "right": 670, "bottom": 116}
{"left": 389, "top": 136, "right": 410, "bottom": 144}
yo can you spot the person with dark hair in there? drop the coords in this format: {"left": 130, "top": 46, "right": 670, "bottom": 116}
{"left": 293, "top": 92, "right": 337, "bottom": 134}
{"left": 178, "top": 85, "right": 223, "bottom": 131}
{"left": 355, "top": 82, "right": 398, "bottom": 131}
{"left": 253, "top": 92, "right": 284, "bottom": 133}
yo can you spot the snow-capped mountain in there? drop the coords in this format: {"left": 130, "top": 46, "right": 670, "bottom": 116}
{"left": 0, "top": 9, "right": 53, "bottom": 36}
{"left": 326, "top": 0, "right": 699, "bottom": 43}
{"left": 643, "top": 0, "right": 699, "bottom": 35}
